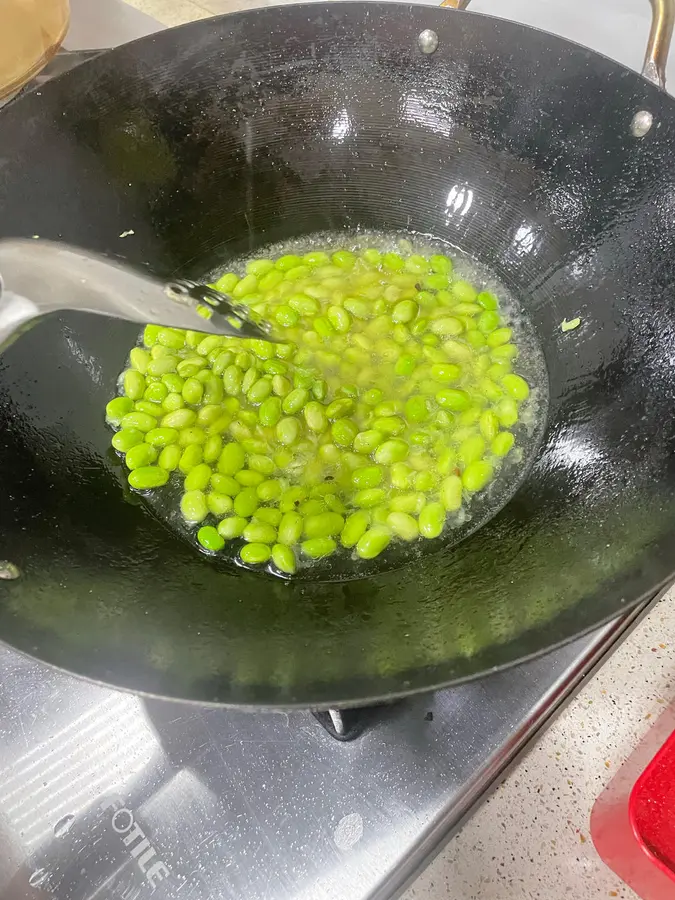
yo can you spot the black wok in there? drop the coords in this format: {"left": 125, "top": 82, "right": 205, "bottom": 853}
{"left": 0, "top": 1, "right": 674, "bottom": 708}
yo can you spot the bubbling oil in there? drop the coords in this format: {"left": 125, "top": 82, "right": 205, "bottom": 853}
{"left": 139, "top": 229, "right": 549, "bottom": 581}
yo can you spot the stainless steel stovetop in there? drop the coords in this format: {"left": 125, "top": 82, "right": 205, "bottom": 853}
{"left": 0, "top": 602, "right": 657, "bottom": 900}
{"left": 0, "top": 2, "right": 671, "bottom": 898}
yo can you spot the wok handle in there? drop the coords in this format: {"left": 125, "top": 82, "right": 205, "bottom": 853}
{"left": 439, "top": 0, "right": 674, "bottom": 91}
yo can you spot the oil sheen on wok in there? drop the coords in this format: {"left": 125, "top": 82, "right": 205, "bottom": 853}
{"left": 104, "top": 232, "right": 549, "bottom": 580}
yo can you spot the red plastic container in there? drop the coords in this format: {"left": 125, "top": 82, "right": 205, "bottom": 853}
{"left": 591, "top": 704, "right": 675, "bottom": 899}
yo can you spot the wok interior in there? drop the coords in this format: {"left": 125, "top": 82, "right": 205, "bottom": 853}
{"left": 1, "top": 5, "right": 675, "bottom": 706}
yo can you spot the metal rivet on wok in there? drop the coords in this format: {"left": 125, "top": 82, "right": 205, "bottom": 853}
{"left": 418, "top": 29, "right": 439, "bottom": 55}
{"left": 631, "top": 110, "right": 653, "bottom": 138}
{"left": 0, "top": 561, "right": 20, "bottom": 580}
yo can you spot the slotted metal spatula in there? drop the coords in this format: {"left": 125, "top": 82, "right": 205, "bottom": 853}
{"left": 0, "top": 239, "right": 274, "bottom": 351}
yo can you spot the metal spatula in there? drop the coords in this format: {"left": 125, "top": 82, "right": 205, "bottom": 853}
{"left": 0, "top": 239, "right": 274, "bottom": 351}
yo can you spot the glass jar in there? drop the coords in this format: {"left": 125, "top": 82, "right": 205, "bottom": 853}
{"left": 0, "top": 0, "right": 70, "bottom": 101}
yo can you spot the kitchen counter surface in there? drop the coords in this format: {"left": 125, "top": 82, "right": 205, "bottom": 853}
{"left": 111, "top": 1, "right": 675, "bottom": 896}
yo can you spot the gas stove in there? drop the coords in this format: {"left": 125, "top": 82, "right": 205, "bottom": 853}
{"left": 0, "top": 600, "right": 658, "bottom": 900}
{"left": 0, "top": 2, "right": 670, "bottom": 898}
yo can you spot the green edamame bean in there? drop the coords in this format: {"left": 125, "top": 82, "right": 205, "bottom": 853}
{"left": 120, "top": 411, "right": 157, "bottom": 433}
{"left": 179, "top": 445, "right": 203, "bottom": 474}
{"left": 431, "top": 363, "right": 462, "bottom": 383}
{"left": 343, "top": 298, "right": 370, "bottom": 319}
{"left": 392, "top": 300, "right": 418, "bottom": 324}
{"left": 112, "top": 428, "right": 145, "bottom": 453}
{"left": 217, "top": 516, "right": 248, "bottom": 539}
{"left": 256, "top": 479, "right": 282, "bottom": 502}
{"left": 303, "top": 512, "right": 344, "bottom": 539}
{"left": 501, "top": 373, "right": 530, "bottom": 401}
{"left": 477, "top": 310, "right": 500, "bottom": 333}
{"left": 372, "top": 416, "right": 405, "bottom": 435}
{"left": 258, "top": 396, "right": 282, "bottom": 427}
{"left": 496, "top": 397, "right": 519, "bottom": 427}
{"left": 462, "top": 460, "right": 494, "bottom": 492}
{"left": 331, "top": 418, "right": 359, "bottom": 447}
{"left": 303, "top": 401, "right": 327, "bottom": 433}
{"left": 282, "top": 387, "right": 309, "bottom": 415}
{"left": 355, "top": 526, "right": 391, "bottom": 559}
{"left": 362, "top": 388, "right": 383, "bottom": 406}
{"left": 206, "top": 492, "right": 233, "bottom": 517}
{"left": 210, "top": 473, "right": 241, "bottom": 496}
{"left": 325, "top": 398, "right": 354, "bottom": 420}
{"left": 236, "top": 469, "right": 265, "bottom": 487}
{"left": 157, "top": 328, "right": 186, "bottom": 350}
{"left": 414, "top": 471, "right": 436, "bottom": 492}
{"left": 106, "top": 396, "right": 134, "bottom": 424}
{"left": 459, "top": 435, "right": 486, "bottom": 466}
{"left": 374, "top": 439, "right": 409, "bottom": 465}
{"left": 390, "top": 492, "right": 425, "bottom": 514}
{"left": 351, "top": 466, "right": 384, "bottom": 489}
{"left": 278, "top": 511, "right": 303, "bottom": 545}
{"left": 128, "top": 466, "right": 169, "bottom": 490}
{"left": 491, "top": 432, "right": 515, "bottom": 457}
{"left": 202, "top": 434, "right": 223, "bottom": 464}
{"left": 184, "top": 463, "right": 212, "bottom": 492}
{"left": 158, "top": 444, "right": 182, "bottom": 471}
{"left": 162, "top": 392, "right": 184, "bottom": 413}
{"left": 147, "top": 356, "right": 178, "bottom": 377}
{"left": 123, "top": 370, "right": 146, "bottom": 401}
{"left": 222, "top": 365, "right": 243, "bottom": 396}
{"left": 181, "top": 490, "right": 208, "bottom": 523}
{"left": 272, "top": 375, "right": 292, "bottom": 397}
{"left": 161, "top": 408, "right": 196, "bottom": 430}
{"left": 275, "top": 417, "right": 299, "bottom": 446}
{"left": 178, "top": 427, "right": 206, "bottom": 447}
{"left": 279, "top": 486, "right": 307, "bottom": 512}
{"left": 133, "top": 400, "right": 163, "bottom": 419}
{"left": 247, "top": 455, "right": 275, "bottom": 475}
{"left": 404, "top": 395, "right": 430, "bottom": 423}
{"left": 197, "top": 525, "right": 225, "bottom": 551}
{"left": 255, "top": 507, "right": 283, "bottom": 527}
{"left": 353, "top": 430, "right": 384, "bottom": 454}
{"left": 125, "top": 443, "right": 158, "bottom": 470}
{"left": 240, "top": 542, "right": 272, "bottom": 565}
{"left": 248, "top": 378, "right": 272, "bottom": 405}
{"left": 144, "top": 382, "right": 168, "bottom": 404}
{"left": 129, "top": 347, "right": 150, "bottom": 373}
{"left": 217, "top": 442, "right": 245, "bottom": 475}
{"left": 353, "top": 488, "right": 386, "bottom": 508}
{"left": 387, "top": 512, "right": 419, "bottom": 541}
{"left": 301, "top": 537, "right": 336, "bottom": 559}
{"left": 272, "top": 544, "right": 296, "bottom": 575}
{"left": 243, "top": 521, "right": 277, "bottom": 544}
{"left": 339, "top": 510, "right": 369, "bottom": 548}
{"left": 145, "top": 427, "right": 178, "bottom": 448}
{"left": 327, "top": 305, "right": 351, "bottom": 333}
{"left": 419, "top": 501, "right": 445, "bottom": 539}
{"left": 436, "top": 389, "right": 471, "bottom": 411}
{"left": 440, "top": 475, "right": 463, "bottom": 511}
{"left": 234, "top": 487, "right": 259, "bottom": 518}
{"left": 431, "top": 317, "right": 463, "bottom": 336}
{"left": 476, "top": 290, "right": 498, "bottom": 310}
{"left": 487, "top": 327, "right": 512, "bottom": 348}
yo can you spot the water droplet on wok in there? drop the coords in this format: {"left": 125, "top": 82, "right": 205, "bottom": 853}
{"left": 29, "top": 868, "right": 48, "bottom": 887}
{"left": 54, "top": 814, "right": 75, "bottom": 837}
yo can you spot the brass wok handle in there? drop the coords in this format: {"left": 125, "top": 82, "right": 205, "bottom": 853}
{"left": 440, "top": 0, "right": 674, "bottom": 90}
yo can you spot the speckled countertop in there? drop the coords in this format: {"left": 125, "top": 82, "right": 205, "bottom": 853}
{"left": 115, "top": 1, "right": 675, "bottom": 896}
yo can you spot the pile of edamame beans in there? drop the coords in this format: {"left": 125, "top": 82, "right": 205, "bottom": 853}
{"left": 105, "top": 246, "right": 530, "bottom": 576}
